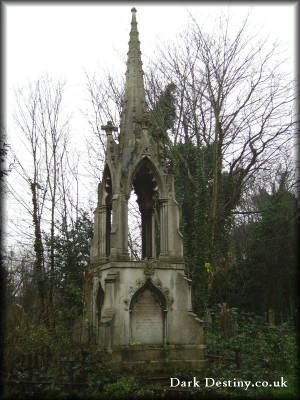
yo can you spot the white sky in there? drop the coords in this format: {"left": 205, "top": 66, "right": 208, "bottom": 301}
{"left": 4, "top": 2, "right": 297, "bottom": 250}
{"left": 5, "top": 3, "right": 296, "bottom": 139}
{"left": 5, "top": 4, "right": 296, "bottom": 77}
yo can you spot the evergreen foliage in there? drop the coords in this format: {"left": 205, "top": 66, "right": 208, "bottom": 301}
{"left": 44, "top": 211, "right": 93, "bottom": 324}
{"left": 228, "top": 174, "right": 298, "bottom": 322}
{"left": 147, "top": 82, "right": 298, "bottom": 322}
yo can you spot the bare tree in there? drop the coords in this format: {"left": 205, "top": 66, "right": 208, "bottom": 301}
{"left": 36, "top": 77, "right": 70, "bottom": 317}
{"left": 13, "top": 81, "right": 47, "bottom": 320}
{"left": 84, "top": 71, "right": 143, "bottom": 257}
{"left": 83, "top": 71, "right": 124, "bottom": 181}
{"left": 147, "top": 13, "right": 296, "bottom": 267}
{"left": 11, "top": 75, "right": 70, "bottom": 322}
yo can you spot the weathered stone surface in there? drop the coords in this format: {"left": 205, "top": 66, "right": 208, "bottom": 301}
{"left": 84, "top": 8, "right": 205, "bottom": 367}
{"left": 86, "top": 264, "right": 203, "bottom": 348}
{"left": 131, "top": 288, "right": 164, "bottom": 344}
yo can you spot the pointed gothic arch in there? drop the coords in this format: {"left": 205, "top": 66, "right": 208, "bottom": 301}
{"left": 128, "top": 156, "right": 164, "bottom": 197}
{"left": 129, "top": 157, "right": 162, "bottom": 259}
{"left": 129, "top": 279, "right": 167, "bottom": 344}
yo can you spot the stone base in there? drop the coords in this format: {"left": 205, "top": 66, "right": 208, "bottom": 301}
{"left": 101, "top": 344, "right": 207, "bottom": 371}
{"left": 117, "top": 359, "right": 207, "bottom": 372}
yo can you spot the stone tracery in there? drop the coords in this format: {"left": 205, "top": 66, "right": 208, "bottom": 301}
{"left": 86, "top": 8, "right": 205, "bottom": 368}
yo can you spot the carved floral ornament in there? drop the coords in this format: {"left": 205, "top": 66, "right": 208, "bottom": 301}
{"left": 124, "top": 276, "right": 174, "bottom": 311}
{"left": 144, "top": 261, "right": 155, "bottom": 276}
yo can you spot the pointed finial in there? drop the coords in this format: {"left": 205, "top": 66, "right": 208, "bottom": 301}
{"left": 131, "top": 7, "right": 137, "bottom": 23}
{"left": 119, "top": 6, "right": 147, "bottom": 143}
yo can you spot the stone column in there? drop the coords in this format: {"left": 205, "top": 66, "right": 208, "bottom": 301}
{"left": 159, "top": 198, "right": 168, "bottom": 258}
{"left": 90, "top": 205, "right": 109, "bottom": 264}
{"left": 110, "top": 194, "right": 129, "bottom": 261}
{"left": 151, "top": 211, "right": 156, "bottom": 259}
{"left": 99, "top": 205, "right": 108, "bottom": 261}
{"left": 158, "top": 197, "right": 184, "bottom": 261}
{"left": 105, "top": 206, "right": 111, "bottom": 256}
{"left": 90, "top": 208, "right": 99, "bottom": 263}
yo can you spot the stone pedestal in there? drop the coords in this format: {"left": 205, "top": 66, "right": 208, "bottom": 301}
{"left": 85, "top": 261, "right": 205, "bottom": 369}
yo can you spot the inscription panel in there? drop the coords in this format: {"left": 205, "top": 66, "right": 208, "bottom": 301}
{"left": 131, "top": 289, "right": 163, "bottom": 344}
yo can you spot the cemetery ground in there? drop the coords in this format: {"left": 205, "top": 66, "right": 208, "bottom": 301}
{"left": 2, "top": 306, "right": 298, "bottom": 399}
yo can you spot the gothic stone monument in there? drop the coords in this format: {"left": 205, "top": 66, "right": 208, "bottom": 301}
{"left": 85, "top": 8, "right": 205, "bottom": 369}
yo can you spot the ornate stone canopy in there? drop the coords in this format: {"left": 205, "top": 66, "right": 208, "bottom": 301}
{"left": 85, "top": 8, "right": 205, "bottom": 369}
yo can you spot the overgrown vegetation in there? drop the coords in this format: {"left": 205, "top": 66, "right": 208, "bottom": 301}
{"left": 3, "top": 306, "right": 298, "bottom": 399}
{"left": 3, "top": 9, "right": 298, "bottom": 400}
{"left": 203, "top": 305, "right": 298, "bottom": 398}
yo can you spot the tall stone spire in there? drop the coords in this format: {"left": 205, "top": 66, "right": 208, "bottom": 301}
{"left": 119, "top": 8, "right": 147, "bottom": 144}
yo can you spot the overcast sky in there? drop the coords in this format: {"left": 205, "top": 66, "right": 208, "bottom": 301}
{"left": 4, "top": 2, "right": 297, "bottom": 250}
{"left": 5, "top": 3, "right": 296, "bottom": 116}
{"left": 5, "top": 3, "right": 296, "bottom": 146}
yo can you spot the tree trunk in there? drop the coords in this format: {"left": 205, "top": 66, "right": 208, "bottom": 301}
{"left": 30, "top": 182, "right": 46, "bottom": 323}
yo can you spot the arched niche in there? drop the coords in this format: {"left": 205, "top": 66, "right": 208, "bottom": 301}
{"left": 96, "top": 281, "right": 104, "bottom": 322}
{"left": 130, "top": 158, "right": 161, "bottom": 259}
{"left": 102, "top": 165, "right": 112, "bottom": 257}
{"left": 129, "top": 279, "right": 167, "bottom": 345}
